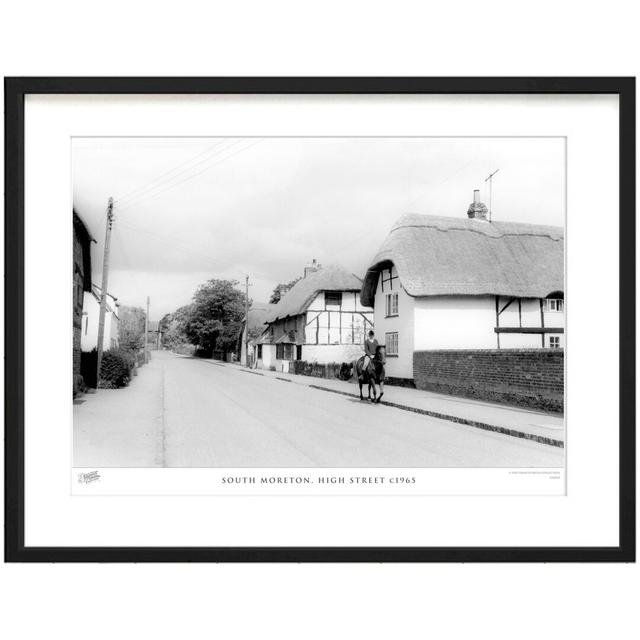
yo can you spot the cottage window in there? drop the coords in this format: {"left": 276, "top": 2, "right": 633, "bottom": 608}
{"left": 549, "top": 336, "right": 561, "bottom": 348}
{"left": 325, "top": 291, "right": 342, "bottom": 308}
{"left": 385, "top": 292, "right": 399, "bottom": 317}
{"left": 545, "top": 298, "right": 564, "bottom": 312}
{"left": 385, "top": 332, "right": 399, "bottom": 356}
{"left": 277, "top": 343, "right": 294, "bottom": 360}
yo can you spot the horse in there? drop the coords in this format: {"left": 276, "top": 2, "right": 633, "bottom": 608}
{"left": 355, "top": 345, "right": 386, "bottom": 403}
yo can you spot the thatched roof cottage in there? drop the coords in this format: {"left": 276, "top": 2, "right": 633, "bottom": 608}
{"left": 258, "top": 262, "right": 373, "bottom": 371}
{"left": 361, "top": 203, "right": 564, "bottom": 383}
{"left": 239, "top": 302, "right": 277, "bottom": 366}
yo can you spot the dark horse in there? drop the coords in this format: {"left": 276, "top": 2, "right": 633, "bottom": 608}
{"left": 355, "top": 346, "right": 386, "bottom": 403}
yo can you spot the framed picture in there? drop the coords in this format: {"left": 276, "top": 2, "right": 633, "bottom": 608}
{"left": 4, "top": 77, "right": 635, "bottom": 562}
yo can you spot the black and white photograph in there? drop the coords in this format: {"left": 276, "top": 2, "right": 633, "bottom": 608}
{"left": 72, "top": 136, "right": 566, "bottom": 473}
{"left": 2, "top": 3, "right": 638, "bottom": 637}
{"left": 7, "top": 75, "right": 632, "bottom": 565}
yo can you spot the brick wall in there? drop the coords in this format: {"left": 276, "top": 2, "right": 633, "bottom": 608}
{"left": 413, "top": 349, "right": 564, "bottom": 413}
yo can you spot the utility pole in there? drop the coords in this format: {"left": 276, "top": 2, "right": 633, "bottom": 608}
{"left": 145, "top": 296, "right": 150, "bottom": 364}
{"left": 484, "top": 169, "right": 499, "bottom": 222}
{"left": 96, "top": 197, "right": 114, "bottom": 385}
{"left": 244, "top": 275, "right": 250, "bottom": 367}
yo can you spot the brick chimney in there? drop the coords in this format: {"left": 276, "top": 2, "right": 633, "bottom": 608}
{"left": 467, "top": 189, "right": 489, "bottom": 221}
{"left": 303, "top": 258, "right": 322, "bottom": 278}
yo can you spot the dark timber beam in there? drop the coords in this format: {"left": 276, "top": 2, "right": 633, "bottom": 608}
{"left": 494, "top": 327, "right": 564, "bottom": 334}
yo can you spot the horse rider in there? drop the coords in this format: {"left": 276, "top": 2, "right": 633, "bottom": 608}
{"left": 363, "top": 329, "right": 378, "bottom": 371}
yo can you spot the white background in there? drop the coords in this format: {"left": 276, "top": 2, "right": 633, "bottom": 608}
{"left": 26, "top": 94, "right": 605, "bottom": 548}
{"left": 1, "top": 1, "right": 638, "bottom": 639}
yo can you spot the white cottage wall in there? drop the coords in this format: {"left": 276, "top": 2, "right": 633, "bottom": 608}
{"left": 81, "top": 292, "right": 117, "bottom": 351}
{"left": 302, "top": 343, "right": 364, "bottom": 364}
{"left": 260, "top": 344, "right": 276, "bottom": 370}
{"left": 372, "top": 265, "right": 415, "bottom": 380}
{"left": 496, "top": 296, "right": 565, "bottom": 348}
{"left": 304, "top": 291, "right": 372, "bottom": 351}
{"left": 499, "top": 332, "right": 543, "bottom": 348}
{"left": 413, "top": 296, "right": 497, "bottom": 351}
{"left": 520, "top": 298, "right": 544, "bottom": 328}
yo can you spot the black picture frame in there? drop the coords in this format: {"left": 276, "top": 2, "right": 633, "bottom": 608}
{"left": 4, "top": 77, "right": 635, "bottom": 563}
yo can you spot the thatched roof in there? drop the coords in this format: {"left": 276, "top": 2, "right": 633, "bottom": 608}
{"left": 244, "top": 302, "right": 277, "bottom": 330}
{"left": 361, "top": 214, "right": 564, "bottom": 305}
{"left": 89, "top": 284, "right": 119, "bottom": 316}
{"left": 73, "top": 210, "right": 96, "bottom": 291}
{"left": 266, "top": 265, "right": 365, "bottom": 323}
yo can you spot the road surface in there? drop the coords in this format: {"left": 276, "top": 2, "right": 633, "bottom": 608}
{"left": 74, "top": 351, "right": 564, "bottom": 468}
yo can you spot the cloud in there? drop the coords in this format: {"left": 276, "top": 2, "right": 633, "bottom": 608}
{"left": 74, "top": 137, "right": 564, "bottom": 318}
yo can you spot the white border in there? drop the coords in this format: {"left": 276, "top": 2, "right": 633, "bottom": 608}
{"left": 24, "top": 94, "right": 619, "bottom": 547}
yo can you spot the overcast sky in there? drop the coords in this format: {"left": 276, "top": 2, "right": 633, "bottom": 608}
{"left": 73, "top": 137, "right": 565, "bottom": 319}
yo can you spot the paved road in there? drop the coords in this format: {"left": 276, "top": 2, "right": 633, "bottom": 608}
{"left": 74, "top": 351, "right": 564, "bottom": 468}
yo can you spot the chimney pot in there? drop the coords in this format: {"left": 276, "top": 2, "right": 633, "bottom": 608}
{"left": 467, "top": 189, "right": 488, "bottom": 221}
{"left": 304, "top": 259, "right": 322, "bottom": 278}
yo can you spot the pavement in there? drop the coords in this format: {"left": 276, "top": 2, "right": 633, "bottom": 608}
{"left": 74, "top": 350, "right": 564, "bottom": 468}
{"left": 224, "top": 360, "right": 565, "bottom": 447}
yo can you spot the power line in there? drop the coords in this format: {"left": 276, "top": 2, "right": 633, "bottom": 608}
{"left": 111, "top": 224, "right": 147, "bottom": 304}
{"left": 116, "top": 139, "right": 264, "bottom": 212}
{"left": 114, "top": 139, "right": 242, "bottom": 206}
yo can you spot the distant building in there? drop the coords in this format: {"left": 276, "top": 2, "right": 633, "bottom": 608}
{"left": 81, "top": 284, "right": 120, "bottom": 352}
{"left": 258, "top": 264, "right": 374, "bottom": 372}
{"left": 360, "top": 198, "right": 564, "bottom": 383}
{"left": 147, "top": 320, "right": 161, "bottom": 350}
{"left": 73, "top": 211, "right": 95, "bottom": 395}
{"left": 239, "top": 302, "right": 277, "bottom": 367}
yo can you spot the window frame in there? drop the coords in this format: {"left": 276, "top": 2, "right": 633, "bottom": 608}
{"left": 385, "top": 331, "right": 399, "bottom": 356}
{"left": 385, "top": 292, "right": 399, "bottom": 317}
{"left": 325, "top": 291, "right": 342, "bottom": 308}
{"left": 545, "top": 298, "right": 564, "bottom": 312}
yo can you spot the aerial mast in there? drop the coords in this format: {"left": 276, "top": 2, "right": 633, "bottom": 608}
{"left": 484, "top": 169, "right": 500, "bottom": 222}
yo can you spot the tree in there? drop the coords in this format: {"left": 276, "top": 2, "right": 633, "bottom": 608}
{"left": 159, "top": 307, "right": 190, "bottom": 350}
{"left": 118, "top": 305, "right": 146, "bottom": 351}
{"left": 269, "top": 277, "right": 301, "bottom": 304}
{"left": 181, "top": 279, "right": 246, "bottom": 358}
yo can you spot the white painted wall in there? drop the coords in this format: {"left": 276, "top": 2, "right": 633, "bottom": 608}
{"left": 307, "top": 291, "right": 370, "bottom": 314}
{"left": 521, "top": 298, "right": 543, "bottom": 328}
{"left": 499, "top": 332, "right": 542, "bottom": 348}
{"left": 373, "top": 264, "right": 566, "bottom": 379}
{"left": 372, "top": 264, "right": 415, "bottom": 379}
{"left": 258, "top": 344, "right": 276, "bottom": 370}
{"left": 81, "top": 292, "right": 119, "bottom": 351}
{"left": 303, "top": 290, "right": 373, "bottom": 359}
{"left": 302, "top": 343, "right": 363, "bottom": 364}
{"left": 543, "top": 305, "right": 565, "bottom": 328}
{"left": 496, "top": 296, "right": 565, "bottom": 348}
{"left": 413, "top": 295, "right": 498, "bottom": 351}
{"left": 413, "top": 295, "right": 565, "bottom": 354}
